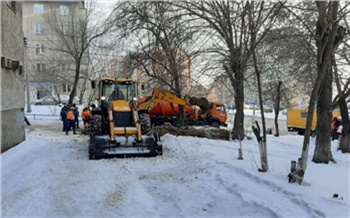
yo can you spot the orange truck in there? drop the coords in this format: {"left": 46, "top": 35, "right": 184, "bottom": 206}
{"left": 138, "top": 88, "right": 227, "bottom": 127}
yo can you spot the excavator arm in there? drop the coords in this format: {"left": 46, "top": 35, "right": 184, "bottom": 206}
{"left": 138, "top": 88, "right": 190, "bottom": 112}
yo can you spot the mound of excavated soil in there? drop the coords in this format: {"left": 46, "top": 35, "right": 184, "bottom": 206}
{"left": 150, "top": 123, "right": 230, "bottom": 140}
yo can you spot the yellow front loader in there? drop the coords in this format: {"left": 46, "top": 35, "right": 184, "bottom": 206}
{"left": 88, "top": 78, "right": 162, "bottom": 159}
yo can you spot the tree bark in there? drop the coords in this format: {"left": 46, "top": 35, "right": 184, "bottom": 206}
{"left": 339, "top": 123, "right": 350, "bottom": 153}
{"left": 274, "top": 81, "right": 282, "bottom": 137}
{"left": 232, "top": 70, "right": 245, "bottom": 140}
{"left": 69, "top": 59, "right": 81, "bottom": 105}
{"left": 334, "top": 57, "right": 350, "bottom": 153}
{"left": 313, "top": 64, "right": 333, "bottom": 163}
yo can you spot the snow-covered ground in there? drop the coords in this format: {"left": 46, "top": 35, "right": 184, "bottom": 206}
{"left": 1, "top": 105, "right": 349, "bottom": 217}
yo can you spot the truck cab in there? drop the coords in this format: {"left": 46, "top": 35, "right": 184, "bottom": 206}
{"left": 207, "top": 102, "right": 228, "bottom": 127}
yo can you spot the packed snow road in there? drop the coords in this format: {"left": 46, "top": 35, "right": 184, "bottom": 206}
{"left": 2, "top": 120, "right": 349, "bottom": 217}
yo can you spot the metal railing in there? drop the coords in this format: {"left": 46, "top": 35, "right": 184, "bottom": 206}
{"left": 25, "top": 113, "right": 61, "bottom": 120}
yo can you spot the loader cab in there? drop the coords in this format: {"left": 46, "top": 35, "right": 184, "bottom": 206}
{"left": 90, "top": 78, "right": 137, "bottom": 134}
{"left": 114, "top": 80, "right": 137, "bottom": 102}
{"left": 99, "top": 79, "right": 116, "bottom": 107}
{"left": 96, "top": 78, "right": 137, "bottom": 106}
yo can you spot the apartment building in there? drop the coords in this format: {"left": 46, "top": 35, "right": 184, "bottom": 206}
{"left": 110, "top": 49, "right": 192, "bottom": 96}
{"left": 1, "top": 1, "right": 25, "bottom": 152}
{"left": 22, "top": 1, "right": 88, "bottom": 102}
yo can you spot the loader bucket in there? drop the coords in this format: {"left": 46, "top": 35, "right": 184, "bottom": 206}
{"left": 88, "top": 135, "right": 162, "bottom": 160}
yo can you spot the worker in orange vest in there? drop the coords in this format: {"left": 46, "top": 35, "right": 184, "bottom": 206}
{"left": 81, "top": 107, "right": 91, "bottom": 129}
{"left": 66, "top": 107, "right": 77, "bottom": 135}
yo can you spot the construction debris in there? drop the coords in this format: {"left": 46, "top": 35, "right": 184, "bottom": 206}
{"left": 150, "top": 123, "right": 230, "bottom": 140}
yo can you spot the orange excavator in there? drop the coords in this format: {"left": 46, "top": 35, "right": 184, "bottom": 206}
{"left": 138, "top": 88, "right": 228, "bottom": 127}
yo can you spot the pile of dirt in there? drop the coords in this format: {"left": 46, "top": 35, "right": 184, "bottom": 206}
{"left": 150, "top": 123, "right": 230, "bottom": 140}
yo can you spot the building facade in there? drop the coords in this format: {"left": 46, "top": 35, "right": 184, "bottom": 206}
{"left": 22, "top": 1, "right": 88, "bottom": 103}
{"left": 1, "top": 1, "right": 25, "bottom": 152}
{"left": 118, "top": 48, "right": 192, "bottom": 98}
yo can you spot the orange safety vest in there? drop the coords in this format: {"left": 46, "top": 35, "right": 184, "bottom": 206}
{"left": 67, "top": 111, "right": 75, "bottom": 120}
{"left": 82, "top": 110, "right": 91, "bottom": 119}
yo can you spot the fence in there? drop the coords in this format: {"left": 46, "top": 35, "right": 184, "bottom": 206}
{"left": 25, "top": 113, "right": 61, "bottom": 121}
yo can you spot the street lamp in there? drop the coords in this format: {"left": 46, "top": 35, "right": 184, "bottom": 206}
{"left": 24, "top": 37, "right": 31, "bottom": 113}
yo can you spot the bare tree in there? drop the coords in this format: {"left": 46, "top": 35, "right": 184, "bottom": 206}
{"left": 45, "top": 0, "right": 115, "bottom": 105}
{"left": 112, "top": 1, "right": 200, "bottom": 126}
{"left": 178, "top": 1, "right": 284, "bottom": 140}
{"left": 261, "top": 19, "right": 319, "bottom": 136}
{"left": 289, "top": 1, "right": 344, "bottom": 184}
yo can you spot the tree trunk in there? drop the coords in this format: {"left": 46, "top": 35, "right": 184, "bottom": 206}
{"left": 232, "top": 74, "right": 244, "bottom": 140}
{"left": 338, "top": 97, "right": 350, "bottom": 152}
{"left": 334, "top": 60, "right": 350, "bottom": 153}
{"left": 178, "top": 105, "right": 185, "bottom": 127}
{"left": 274, "top": 113, "right": 280, "bottom": 137}
{"left": 339, "top": 123, "right": 350, "bottom": 152}
{"left": 70, "top": 59, "right": 81, "bottom": 105}
{"left": 313, "top": 65, "right": 333, "bottom": 163}
{"left": 274, "top": 81, "right": 282, "bottom": 137}
{"left": 253, "top": 59, "right": 268, "bottom": 172}
{"left": 79, "top": 78, "right": 87, "bottom": 105}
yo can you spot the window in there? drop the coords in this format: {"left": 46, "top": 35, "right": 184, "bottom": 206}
{"left": 301, "top": 112, "right": 308, "bottom": 118}
{"left": 6, "top": 1, "right": 16, "bottom": 12}
{"left": 62, "top": 84, "right": 72, "bottom": 92}
{"left": 34, "top": 4, "right": 44, "bottom": 14}
{"left": 34, "top": 24, "right": 45, "bottom": 34}
{"left": 37, "top": 63, "right": 46, "bottom": 72}
{"left": 35, "top": 44, "right": 45, "bottom": 54}
{"left": 62, "top": 24, "right": 70, "bottom": 35}
{"left": 61, "top": 63, "right": 70, "bottom": 71}
{"left": 60, "top": 5, "right": 69, "bottom": 16}
{"left": 216, "top": 106, "right": 225, "bottom": 112}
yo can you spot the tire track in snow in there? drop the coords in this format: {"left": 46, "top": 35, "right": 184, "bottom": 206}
{"left": 214, "top": 160, "right": 326, "bottom": 218}
{"left": 103, "top": 159, "right": 161, "bottom": 216}
{"left": 167, "top": 136, "right": 326, "bottom": 218}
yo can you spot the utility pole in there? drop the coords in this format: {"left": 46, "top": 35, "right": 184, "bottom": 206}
{"left": 24, "top": 37, "right": 32, "bottom": 112}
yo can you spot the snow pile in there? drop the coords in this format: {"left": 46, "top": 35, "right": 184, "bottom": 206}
{"left": 1, "top": 106, "right": 349, "bottom": 217}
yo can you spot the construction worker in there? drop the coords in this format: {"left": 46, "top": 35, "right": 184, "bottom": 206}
{"left": 331, "top": 116, "right": 341, "bottom": 140}
{"left": 66, "top": 107, "right": 77, "bottom": 135}
{"left": 81, "top": 107, "right": 91, "bottom": 129}
{"left": 60, "top": 105, "right": 69, "bottom": 132}
{"left": 72, "top": 103, "right": 80, "bottom": 129}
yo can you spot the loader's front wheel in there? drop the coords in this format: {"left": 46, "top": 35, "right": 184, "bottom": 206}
{"left": 139, "top": 112, "right": 151, "bottom": 134}
{"left": 90, "top": 115, "right": 103, "bottom": 136}
{"left": 210, "top": 121, "right": 220, "bottom": 128}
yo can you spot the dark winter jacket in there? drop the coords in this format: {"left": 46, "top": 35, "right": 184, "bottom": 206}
{"left": 73, "top": 109, "right": 79, "bottom": 119}
{"left": 60, "top": 106, "right": 68, "bottom": 121}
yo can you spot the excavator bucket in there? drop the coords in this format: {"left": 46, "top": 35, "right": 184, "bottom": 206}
{"left": 88, "top": 134, "right": 162, "bottom": 159}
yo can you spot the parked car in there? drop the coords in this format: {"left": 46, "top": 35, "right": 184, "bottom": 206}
{"left": 32, "top": 95, "right": 79, "bottom": 106}
{"left": 263, "top": 105, "right": 273, "bottom": 113}
{"left": 227, "top": 104, "right": 235, "bottom": 110}
{"left": 282, "top": 109, "right": 288, "bottom": 115}
{"left": 58, "top": 95, "right": 80, "bottom": 105}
